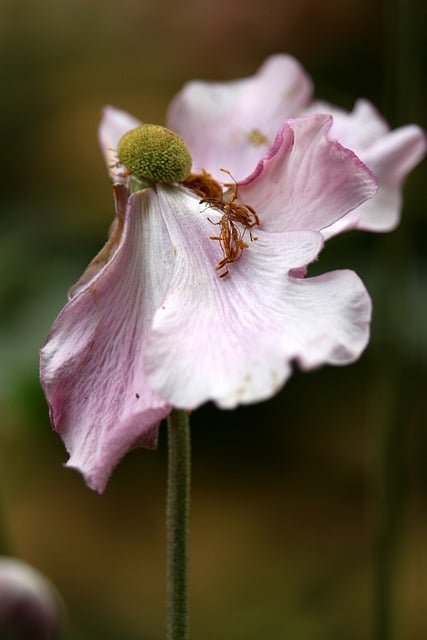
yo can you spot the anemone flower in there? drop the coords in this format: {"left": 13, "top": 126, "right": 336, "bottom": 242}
{"left": 40, "top": 106, "right": 379, "bottom": 493}
{"left": 39, "top": 56, "right": 426, "bottom": 640}
{"left": 40, "top": 55, "right": 426, "bottom": 495}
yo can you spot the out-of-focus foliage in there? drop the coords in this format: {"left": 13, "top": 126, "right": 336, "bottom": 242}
{"left": 0, "top": 0, "right": 426, "bottom": 638}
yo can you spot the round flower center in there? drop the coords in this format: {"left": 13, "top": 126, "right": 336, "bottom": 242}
{"left": 117, "top": 124, "right": 192, "bottom": 183}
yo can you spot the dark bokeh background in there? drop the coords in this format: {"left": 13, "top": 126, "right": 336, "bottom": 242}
{"left": 0, "top": 0, "right": 426, "bottom": 638}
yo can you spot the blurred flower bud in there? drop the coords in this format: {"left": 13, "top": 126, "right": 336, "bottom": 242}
{"left": 0, "top": 557, "right": 64, "bottom": 639}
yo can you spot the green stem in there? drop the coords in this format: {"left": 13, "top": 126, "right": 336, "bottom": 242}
{"left": 166, "top": 409, "right": 191, "bottom": 640}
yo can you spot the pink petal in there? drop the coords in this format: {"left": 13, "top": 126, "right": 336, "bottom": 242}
{"left": 98, "top": 106, "right": 141, "bottom": 184}
{"left": 339, "top": 124, "right": 426, "bottom": 234}
{"left": 238, "top": 114, "right": 377, "bottom": 233}
{"left": 167, "top": 54, "right": 312, "bottom": 181}
{"left": 305, "top": 100, "right": 426, "bottom": 236}
{"left": 142, "top": 187, "right": 371, "bottom": 409}
{"left": 40, "top": 187, "right": 173, "bottom": 493}
{"left": 305, "top": 99, "right": 390, "bottom": 149}
{"left": 366, "top": 124, "right": 427, "bottom": 186}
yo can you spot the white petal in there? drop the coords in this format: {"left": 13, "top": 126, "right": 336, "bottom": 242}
{"left": 98, "top": 106, "right": 141, "bottom": 183}
{"left": 143, "top": 188, "right": 371, "bottom": 409}
{"left": 304, "top": 99, "right": 390, "bottom": 149}
{"left": 167, "top": 54, "right": 313, "bottom": 181}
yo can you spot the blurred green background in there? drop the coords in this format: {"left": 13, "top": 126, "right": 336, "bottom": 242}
{"left": 0, "top": 0, "right": 426, "bottom": 638}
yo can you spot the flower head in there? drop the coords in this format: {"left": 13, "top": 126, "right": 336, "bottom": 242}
{"left": 40, "top": 55, "right": 425, "bottom": 493}
{"left": 0, "top": 557, "right": 64, "bottom": 639}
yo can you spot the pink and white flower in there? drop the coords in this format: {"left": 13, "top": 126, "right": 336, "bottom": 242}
{"left": 40, "top": 55, "right": 425, "bottom": 493}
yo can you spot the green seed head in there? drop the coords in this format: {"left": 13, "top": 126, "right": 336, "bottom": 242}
{"left": 117, "top": 124, "right": 192, "bottom": 183}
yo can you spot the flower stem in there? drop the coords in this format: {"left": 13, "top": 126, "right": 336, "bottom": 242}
{"left": 166, "top": 409, "right": 191, "bottom": 640}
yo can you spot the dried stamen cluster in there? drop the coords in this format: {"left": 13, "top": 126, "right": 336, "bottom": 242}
{"left": 184, "top": 170, "right": 259, "bottom": 278}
